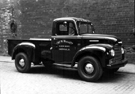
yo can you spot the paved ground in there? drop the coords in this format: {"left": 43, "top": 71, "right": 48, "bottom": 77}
{"left": 0, "top": 56, "right": 135, "bottom": 94}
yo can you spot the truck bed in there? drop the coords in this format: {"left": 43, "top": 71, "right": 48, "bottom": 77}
{"left": 8, "top": 38, "right": 51, "bottom": 56}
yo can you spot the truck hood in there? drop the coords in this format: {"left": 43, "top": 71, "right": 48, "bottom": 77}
{"left": 88, "top": 43, "right": 113, "bottom": 50}
{"left": 81, "top": 34, "right": 121, "bottom": 44}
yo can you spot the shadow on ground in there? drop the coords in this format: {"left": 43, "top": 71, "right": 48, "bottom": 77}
{"left": 28, "top": 65, "right": 128, "bottom": 83}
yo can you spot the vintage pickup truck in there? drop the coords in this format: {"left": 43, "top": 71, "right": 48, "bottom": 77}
{"left": 8, "top": 17, "right": 128, "bottom": 82}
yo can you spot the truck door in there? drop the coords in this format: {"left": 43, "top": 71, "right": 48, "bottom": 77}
{"left": 52, "top": 21, "right": 79, "bottom": 63}
{"left": 63, "top": 22, "right": 79, "bottom": 63}
{"left": 51, "top": 21, "right": 67, "bottom": 63}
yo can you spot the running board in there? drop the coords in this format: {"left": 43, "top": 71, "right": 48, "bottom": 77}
{"left": 53, "top": 63, "right": 78, "bottom": 69}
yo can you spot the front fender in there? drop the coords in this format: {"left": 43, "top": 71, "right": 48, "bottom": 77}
{"left": 72, "top": 45, "right": 107, "bottom": 67}
{"left": 12, "top": 42, "right": 36, "bottom": 61}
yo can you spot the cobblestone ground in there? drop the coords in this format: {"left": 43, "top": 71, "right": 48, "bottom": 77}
{"left": 0, "top": 56, "right": 135, "bottom": 94}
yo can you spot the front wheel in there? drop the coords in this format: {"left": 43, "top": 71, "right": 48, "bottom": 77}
{"left": 15, "top": 53, "right": 31, "bottom": 73}
{"left": 78, "top": 56, "right": 103, "bottom": 82}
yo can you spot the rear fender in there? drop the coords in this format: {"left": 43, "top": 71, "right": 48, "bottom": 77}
{"left": 12, "top": 42, "right": 36, "bottom": 62}
{"left": 72, "top": 46, "right": 107, "bottom": 67}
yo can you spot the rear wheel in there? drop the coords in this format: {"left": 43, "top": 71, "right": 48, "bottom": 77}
{"left": 78, "top": 56, "right": 103, "bottom": 82}
{"left": 15, "top": 53, "right": 31, "bottom": 73}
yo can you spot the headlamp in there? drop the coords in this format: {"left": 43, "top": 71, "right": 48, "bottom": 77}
{"left": 110, "top": 49, "right": 115, "bottom": 57}
{"left": 121, "top": 47, "right": 124, "bottom": 54}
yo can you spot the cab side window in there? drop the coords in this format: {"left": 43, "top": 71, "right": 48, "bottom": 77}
{"left": 55, "top": 21, "right": 76, "bottom": 35}
{"left": 56, "top": 22, "right": 68, "bottom": 35}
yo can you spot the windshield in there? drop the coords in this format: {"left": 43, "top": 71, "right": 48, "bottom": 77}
{"left": 77, "top": 22, "right": 94, "bottom": 34}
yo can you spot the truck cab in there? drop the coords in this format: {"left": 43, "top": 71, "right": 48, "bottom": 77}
{"left": 8, "top": 17, "right": 128, "bottom": 82}
{"left": 52, "top": 17, "right": 95, "bottom": 63}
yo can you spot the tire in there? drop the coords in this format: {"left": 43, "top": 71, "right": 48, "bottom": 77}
{"left": 78, "top": 56, "right": 103, "bottom": 82}
{"left": 15, "top": 53, "right": 31, "bottom": 73}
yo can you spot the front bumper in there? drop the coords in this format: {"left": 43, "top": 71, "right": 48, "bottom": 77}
{"left": 107, "top": 58, "right": 128, "bottom": 69}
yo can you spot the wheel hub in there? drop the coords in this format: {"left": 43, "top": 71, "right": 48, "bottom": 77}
{"left": 19, "top": 59, "right": 25, "bottom": 67}
{"left": 85, "top": 63, "right": 94, "bottom": 74}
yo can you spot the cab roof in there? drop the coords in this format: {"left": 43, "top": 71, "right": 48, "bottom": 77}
{"left": 54, "top": 17, "right": 91, "bottom": 23}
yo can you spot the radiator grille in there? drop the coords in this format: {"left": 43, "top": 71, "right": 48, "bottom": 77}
{"left": 114, "top": 44, "right": 122, "bottom": 61}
